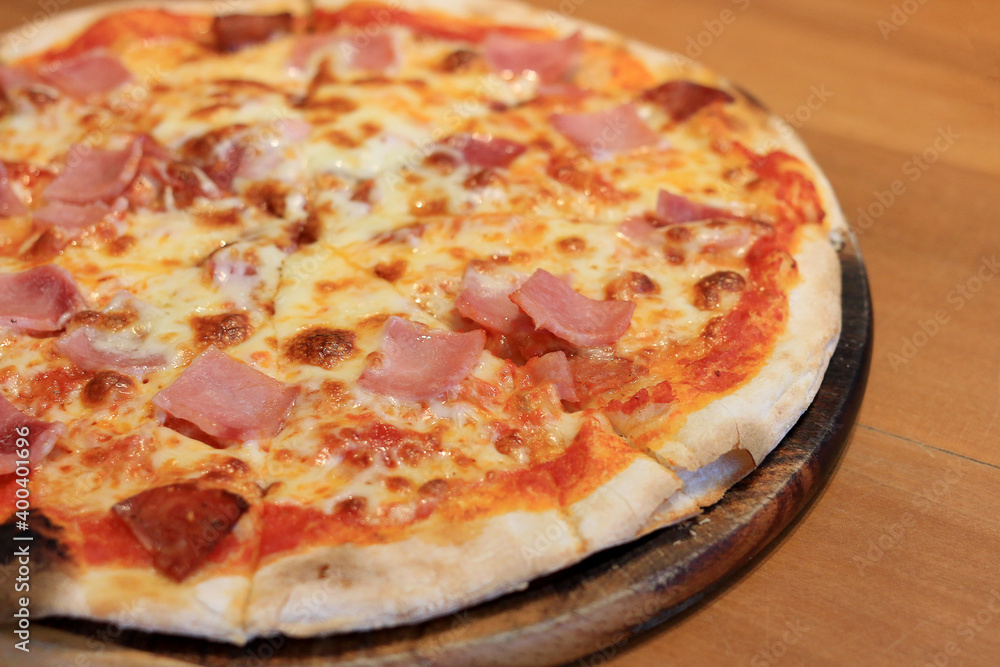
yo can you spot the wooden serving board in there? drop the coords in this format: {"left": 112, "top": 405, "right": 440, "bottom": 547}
{"left": 8, "top": 233, "right": 872, "bottom": 667}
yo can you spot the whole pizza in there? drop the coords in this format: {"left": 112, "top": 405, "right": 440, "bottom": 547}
{"left": 0, "top": 0, "right": 843, "bottom": 644}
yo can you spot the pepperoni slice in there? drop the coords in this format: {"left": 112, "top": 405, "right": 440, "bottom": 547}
{"left": 642, "top": 80, "right": 734, "bottom": 122}
{"left": 112, "top": 483, "right": 248, "bottom": 582}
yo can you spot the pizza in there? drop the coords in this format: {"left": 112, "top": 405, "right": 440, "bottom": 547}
{"left": 0, "top": 0, "right": 844, "bottom": 644}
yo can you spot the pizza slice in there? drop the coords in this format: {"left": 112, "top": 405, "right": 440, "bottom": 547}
{"left": 0, "top": 220, "right": 295, "bottom": 641}
{"left": 246, "top": 244, "right": 679, "bottom": 635}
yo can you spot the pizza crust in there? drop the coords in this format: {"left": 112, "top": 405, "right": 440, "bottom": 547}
{"left": 247, "top": 508, "right": 582, "bottom": 637}
{"left": 639, "top": 224, "right": 841, "bottom": 532}
{"left": 29, "top": 567, "right": 251, "bottom": 643}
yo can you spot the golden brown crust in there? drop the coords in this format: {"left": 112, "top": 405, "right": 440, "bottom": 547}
{"left": 247, "top": 509, "right": 583, "bottom": 637}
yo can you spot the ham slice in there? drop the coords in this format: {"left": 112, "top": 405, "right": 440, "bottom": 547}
{"left": 237, "top": 118, "right": 311, "bottom": 180}
{"left": 359, "top": 317, "right": 486, "bottom": 402}
{"left": 33, "top": 201, "right": 112, "bottom": 231}
{"left": 455, "top": 266, "right": 531, "bottom": 335}
{"left": 642, "top": 80, "right": 734, "bottom": 123}
{"left": 289, "top": 34, "right": 338, "bottom": 72}
{"left": 444, "top": 134, "right": 526, "bottom": 169}
{"left": 213, "top": 13, "right": 293, "bottom": 52}
{"left": 0, "top": 65, "right": 41, "bottom": 95}
{"left": 346, "top": 32, "right": 398, "bottom": 71}
{"left": 56, "top": 327, "right": 166, "bottom": 376}
{"left": 484, "top": 31, "right": 582, "bottom": 84}
{"left": 0, "top": 265, "right": 84, "bottom": 333}
{"left": 153, "top": 347, "right": 298, "bottom": 442}
{"left": 0, "top": 394, "right": 65, "bottom": 475}
{"left": 113, "top": 483, "right": 248, "bottom": 582}
{"left": 44, "top": 140, "right": 143, "bottom": 204}
{"left": 290, "top": 32, "right": 399, "bottom": 72}
{"left": 656, "top": 189, "right": 732, "bottom": 224}
{"left": 551, "top": 104, "right": 659, "bottom": 156}
{"left": 0, "top": 163, "right": 27, "bottom": 217}
{"left": 617, "top": 217, "right": 659, "bottom": 245}
{"left": 509, "top": 269, "right": 635, "bottom": 347}
{"left": 524, "top": 351, "right": 579, "bottom": 401}
{"left": 41, "top": 51, "right": 132, "bottom": 99}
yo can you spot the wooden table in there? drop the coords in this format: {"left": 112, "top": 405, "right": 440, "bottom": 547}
{"left": 2, "top": 1, "right": 998, "bottom": 665}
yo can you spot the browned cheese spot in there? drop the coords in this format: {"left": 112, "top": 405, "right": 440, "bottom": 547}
{"left": 423, "top": 151, "right": 459, "bottom": 174}
{"left": 557, "top": 236, "right": 587, "bottom": 254}
{"left": 351, "top": 179, "right": 375, "bottom": 203}
{"left": 335, "top": 496, "right": 368, "bottom": 520}
{"left": 693, "top": 271, "right": 746, "bottom": 310}
{"left": 199, "top": 457, "right": 253, "bottom": 485}
{"left": 463, "top": 169, "right": 496, "bottom": 189}
{"left": 81, "top": 370, "right": 135, "bottom": 408}
{"left": 374, "top": 259, "right": 407, "bottom": 282}
{"left": 418, "top": 478, "right": 449, "bottom": 497}
{"left": 192, "top": 313, "right": 253, "bottom": 349}
{"left": 295, "top": 211, "right": 322, "bottom": 246}
{"left": 245, "top": 182, "right": 288, "bottom": 218}
{"left": 285, "top": 327, "right": 356, "bottom": 369}
{"left": 441, "top": 49, "right": 478, "bottom": 72}
{"left": 308, "top": 96, "right": 358, "bottom": 114}
{"left": 604, "top": 271, "right": 659, "bottom": 300}
{"left": 410, "top": 197, "right": 448, "bottom": 216}
{"left": 385, "top": 476, "right": 413, "bottom": 493}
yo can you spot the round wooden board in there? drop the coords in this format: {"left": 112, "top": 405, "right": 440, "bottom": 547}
{"left": 15, "top": 232, "right": 872, "bottom": 667}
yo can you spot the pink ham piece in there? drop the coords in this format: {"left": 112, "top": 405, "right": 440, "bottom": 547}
{"left": 153, "top": 347, "right": 298, "bottom": 442}
{"left": 656, "top": 189, "right": 733, "bottom": 224}
{"left": 44, "top": 140, "right": 143, "bottom": 204}
{"left": 288, "top": 34, "right": 339, "bottom": 72}
{"left": 551, "top": 104, "right": 659, "bottom": 156}
{"left": 642, "top": 80, "right": 734, "bottom": 123}
{"left": 524, "top": 351, "right": 579, "bottom": 402}
{"left": 359, "top": 317, "right": 486, "bottom": 402}
{"left": 40, "top": 51, "right": 132, "bottom": 99}
{"left": 617, "top": 217, "right": 659, "bottom": 245}
{"left": 0, "top": 163, "right": 27, "bottom": 217}
{"left": 0, "top": 394, "right": 65, "bottom": 475}
{"left": 33, "top": 201, "right": 111, "bottom": 232}
{"left": 56, "top": 327, "right": 166, "bottom": 376}
{"left": 346, "top": 32, "right": 398, "bottom": 71}
{"left": 0, "top": 65, "right": 41, "bottom": 95}
{"left": 0, "top": 265, "right": 85, "bottom": 333}
{"left": 237, "top": 118, "right": 312, "bottom": 180}
{"left": 456, "top": 266, "right": 531, "bottom": 335}
{"left": 484, "top": 31, "right": 583, "bottom": 84}
{"left": 444, "top": 134, "right": 526, "bottom": 169}
{"left": 290, "top": 32, "right": 398, "bottom": 72}
{"left": 509, "top": 269, "right": 635, "bottom": 347}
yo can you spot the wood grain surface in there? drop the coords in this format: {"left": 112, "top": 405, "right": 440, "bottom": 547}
{"left": 1, "top": 1, "right": 998, "bottom": 665}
